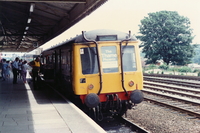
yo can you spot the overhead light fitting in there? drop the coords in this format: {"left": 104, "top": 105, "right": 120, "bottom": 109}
{"left": 27, "top": 18, "right": 31, "bottom": 23}
{"left": 30, "top": 3, "right": 35, "bottom": 12}
{"left": 25, "top": 27, "right": 29, "bottom": 30}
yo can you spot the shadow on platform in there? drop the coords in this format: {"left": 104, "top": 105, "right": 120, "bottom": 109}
{"left": 0, "top": 73, "right": 71, "bottom": 133}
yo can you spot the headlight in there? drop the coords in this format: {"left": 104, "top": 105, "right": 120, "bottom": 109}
{"left": 88, "top": 84, "right": 94, "bottom": 90}
{"left": 128, "top": 80, "right": 134, "bottom": 87}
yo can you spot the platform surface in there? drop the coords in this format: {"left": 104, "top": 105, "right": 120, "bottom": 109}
{"left": 0, "top": 74, "right": 106, "bottom": 133}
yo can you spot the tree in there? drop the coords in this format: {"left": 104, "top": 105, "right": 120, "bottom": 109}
{"left": 192, "top": 44, "right": 200, "bottom": 64}
{"left": 137, "top": 11, "right": 194, "bottom": 65}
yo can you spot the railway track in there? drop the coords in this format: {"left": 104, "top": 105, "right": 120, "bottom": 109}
{"left": 144, "top": 76, "right": 200, "bottom": 88}
{"left": 97, "top": 116, "right": 149, "bottom": 133}
{"left": 143, "top": 74, "right": 200, "bottom": 118}
{"left": 144, "top": 73, "right": 200, "bottom": 81}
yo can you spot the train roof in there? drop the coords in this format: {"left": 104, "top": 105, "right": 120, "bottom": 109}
{"left": 43, "top": 29, "right": 137, "bottom": 52}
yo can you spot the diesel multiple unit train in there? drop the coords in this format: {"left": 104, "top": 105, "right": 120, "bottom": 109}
{"left": 40, "top": 29, "right": 143, "bottom": 120}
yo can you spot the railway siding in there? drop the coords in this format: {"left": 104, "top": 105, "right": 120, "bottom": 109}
{"left": 144, "top": 81, "right": 200, "bottom": 94}
{"left": 143, "top": 74, "right": 200, "bottom": 118}
{"left": 144, "top": 73, "right": 200, "bottom": 81}
{"left": 144, "top": 76, "right": 200, "bottom": 88}
{"left": 144, "top": 82, "right": 200, "bottom": 98}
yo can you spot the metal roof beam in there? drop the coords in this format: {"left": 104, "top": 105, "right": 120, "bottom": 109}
{"left": 1, "top": 34, "right": 45, "bottom": 36}
{"left": 0, "top": 0, "right": 86, "bottom": 3}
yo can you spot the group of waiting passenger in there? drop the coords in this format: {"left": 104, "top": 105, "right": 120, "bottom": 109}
{"left": 0, "top": 56, "right": 42, "bottom": 90}
{"left": 0, "top": 57, "right": 29, "bottom": 84}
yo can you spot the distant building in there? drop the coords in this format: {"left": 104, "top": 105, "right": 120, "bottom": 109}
{"left": 188, "top": 63, "right": 200, "bottom": 70}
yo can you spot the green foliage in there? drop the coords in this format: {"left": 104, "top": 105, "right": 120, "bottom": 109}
{"left": 193, "top": 69, "right": 200, "bottom": 73}
{"left": 168, "top": 67, "right": 177, "bottom": 71}
{"left": 148, "top": 64, "right": 157, "bottom": 69}
{"left": 168, "top": 66, "right": 179, "bottom": 74}
{"left": 192, "top": 44, "right": 200, "bottom": 64}
{"left": 150, "top": 71, "right": 154, "bottom": 74}
{"left": 158, "top": 63, "right": 169, "bottom": 70}
{"left": 198, "top": 72, "right": 200, "bottom": 77}
{"left": 177, "top": 66, "right": 192, "bottom": 74}
{"left": 148, "top": 71, "right": 154, "bottom": 74}
{"left": 137, "top": 11, "right": 194, "bottom": 65}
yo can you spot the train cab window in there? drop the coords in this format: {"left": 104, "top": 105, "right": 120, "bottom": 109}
{"left": 49, "top": 55, "right": 52, "bottom": 63}
{"left": 101, "top": 46, "right": 118, "bottom": 73}
{"left": 43, "top": 57, "right": 46, "bottom": 64}
{"left": 80, "top": 47, "right": 98, "bottom": 74}
{"left": 122, "top": 45, "right": 137, "bottom": 72}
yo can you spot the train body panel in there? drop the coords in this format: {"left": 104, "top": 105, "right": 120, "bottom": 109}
{"left": 40, "top": 29, "right": 144, "bottom": 119}
{"left": 73, "top": 41, "right": 143, "bottom": 95}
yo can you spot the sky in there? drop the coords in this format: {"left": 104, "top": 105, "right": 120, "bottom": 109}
{"left": 40, "top": 0, "right": 200, "bottom": 51}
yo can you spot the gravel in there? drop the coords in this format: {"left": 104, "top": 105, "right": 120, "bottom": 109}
{"left": 125, "top": 101, "right": 200, "bottom": 133}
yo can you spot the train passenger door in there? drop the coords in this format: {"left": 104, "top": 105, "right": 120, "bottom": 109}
{"left": 60, "top": 48, "right": 73, "bottom": 93}
{"left": 100, "top": 45, "right": 122, "bottom": 93}
{"left": 100, "top": 44, "right": 140, "bottom": 94}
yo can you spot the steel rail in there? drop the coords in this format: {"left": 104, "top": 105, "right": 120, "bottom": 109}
{"left": 144, "top": 76, "right": 200, "bottom": 88}
{"left": 144, "top": 97, "right": 200, "bottom": 118}
{"left": 143, "top": 90, "right": 200, "bottom": 106}
{"left": 143, "top": 73, "right": 200, "bottom": 81}
{"left": 119, "top": 117, "right": 150, "bottom": 133}
{"left": 144, "top": 81, "right": 200, "bottom": 94}
{"left": 143, "top": 74, "right": 200, "bottom": 118}
{"left": 144, "top": 84, "right": 200, "bottom": 99}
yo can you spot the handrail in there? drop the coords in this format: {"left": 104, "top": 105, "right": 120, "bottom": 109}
{"left": 119, "top": 31, "right": 131, "bottom": 96}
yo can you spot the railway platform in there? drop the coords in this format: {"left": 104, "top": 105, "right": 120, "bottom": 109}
{"left": 0, "top": 74, "right": 106, "bottom": 133}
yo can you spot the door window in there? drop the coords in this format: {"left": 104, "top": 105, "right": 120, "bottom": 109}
{"left": 101, "top": 46, "right": 118, "bottom": 73}
{"left": 80, "top": 47, "right": 98, "bottom": 74}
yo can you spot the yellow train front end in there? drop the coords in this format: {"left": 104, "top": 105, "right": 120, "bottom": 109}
{"left": 72, "top": 30, "right": 143, "bottom": 117}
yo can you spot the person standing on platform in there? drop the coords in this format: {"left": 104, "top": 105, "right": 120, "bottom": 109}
{"left": 21, "top": 60, "right": 29, "bottom": 84}
{"left": 5, "top": 60, "right": 11, "bottom": 79}
{"left": 0, "top": 59, "right": 3, "bottom": 79}
{"left": 28, "top": 57, "right": 41, "bottom": 89}
{"left": 1, "top": 59, "right": 8, "bottom": 81}
{"left": 18, "top": 59, "right": 23, "bottom": 79}
{"left": 12, "top": 57, "right": 19, "bottom": 84}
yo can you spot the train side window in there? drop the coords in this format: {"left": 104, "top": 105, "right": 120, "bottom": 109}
{"left": 62, "top": 55, "right": 66, "bottom": 64}
{"left": 101, "top": 46, "right": 118, "bottom": 73}
{"left": 122, "top": 45, "right": 137, "bottom": 72}
{"left": 49, "top": 55, "right": 53, "bottom": 64}
{"left": 80, "top": 47, "right": 98, "bottom": 74}
{"left": 61, "top": 50, "right": 71, "bottom": 76}
{"left": 43, "top": 57, "right": 46, "bottom": 64}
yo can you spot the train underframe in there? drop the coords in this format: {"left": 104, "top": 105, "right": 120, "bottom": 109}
{"left": 80, "top": 93, "right": 134, "bottom": 121}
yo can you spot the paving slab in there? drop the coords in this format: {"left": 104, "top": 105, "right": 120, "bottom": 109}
{"left": 0, "top": 75, "right": 106, "bottom": 133}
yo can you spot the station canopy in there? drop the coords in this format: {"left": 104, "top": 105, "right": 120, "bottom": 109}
{"left": 0, "top": 0, "right": 107, "bottom": 52}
